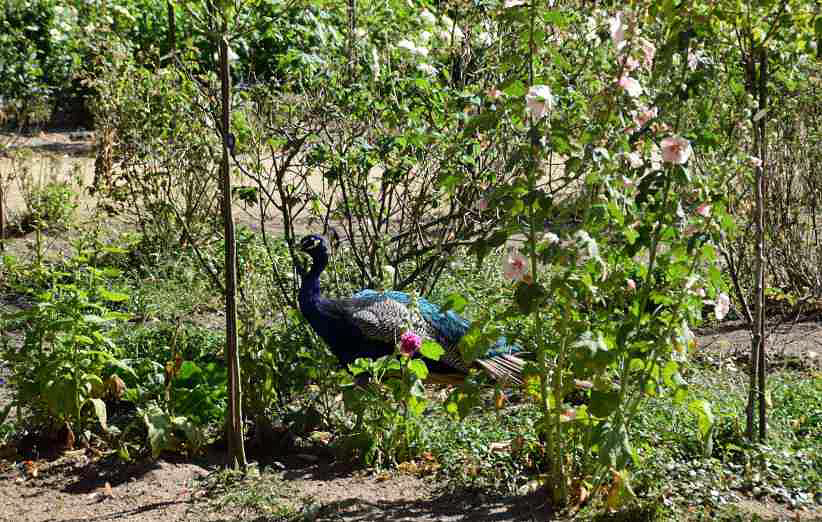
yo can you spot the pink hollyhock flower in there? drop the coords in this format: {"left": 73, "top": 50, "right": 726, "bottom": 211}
{"left": 626, "top": 278, "right": 636, "bottom": 291}
{"left": 634, "top": 107, "right": 657, "bottom": 128}
{"left": 609, "top": 13, "right": 626, "bottom": 46}
{"left": 560, "top": 408, "right": 577, "bottom": 422}
{"left": 503, "top": 251, "right": 529, "bottom": 282}
{"left": 715, "top": 293, "right": 730, "bottom": 321}
{"left": 574, "top": 379, "right": 594, "bottom": 390}
{"left": 620, "top": 54, "right": 640, "bottom": 72}
{"left": 639, "top": 38, "right": 655, "bottom": 69}
{"left": 660, "top": 136, "right": 692, "bottom": 164}
{"left": 525, "top": 85, "right": 554, "bottom": 120}
{"left": 400, "top": 331, "right": 422, "bottom": 356}
{"left": 696, "top": 203, "right": 711, "bottom": 218}
{"left": 487, "top": 88, "right": 504, "bottom": 100}
{"left": 618, "top": 76, "right": 643, "bottom": 97}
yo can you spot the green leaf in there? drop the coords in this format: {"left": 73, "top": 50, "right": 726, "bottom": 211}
{"left": 99, "top": 289, "right": 129, "bottom": 302}
{"left": 688, "top": 399, "right": 715, "bottom": 438}
{"left": 87, "top": 398, "right": 108, "bottom": 432}
{"left": 589, "top": 390, "right": 619, "bottom": 418}
{"left": 408, "top": 359, "right": 429, "bottom": 380}
{"left": 514, "top": 282, "right": 547, "bottom": 314}
{"left": 441, "top": 293, "right": 468, "bottom": 313}
{"left": 420, "top": 340, "right": 444, "bottom": 361}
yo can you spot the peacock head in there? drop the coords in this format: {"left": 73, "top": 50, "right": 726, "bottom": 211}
{"left": 297, "top": 235, "right": 329, "bottom": 276}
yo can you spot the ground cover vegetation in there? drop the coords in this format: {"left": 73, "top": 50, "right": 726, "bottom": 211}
{"left": 0, "top": 0, "right": 821, "bottom": 519}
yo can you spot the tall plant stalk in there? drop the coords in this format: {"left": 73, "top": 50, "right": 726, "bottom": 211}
{"left": 219, "top": 31, "right": 247, "bottom": 470}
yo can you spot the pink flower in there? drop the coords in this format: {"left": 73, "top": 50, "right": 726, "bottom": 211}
{"left": 618, "top": 76, "right": 643, "bottom": 97}
{"left": 639, "top": 38, "right": 655, "bottom": 69}
{"left": 477, "top": 198, "right": 488, "bottom": 211}
{"left": 400, "top": 331, "right": 422, "bottom": 356}
{"left": 715, "top": 293, "right": 730, "bottom": 321}
{"left": 748, "top": 156, "right": 762, "bottom": 168}
{"left": 560, "top": 408, "right": 577, "bottom": 422}
{"left": 620, "top": 54, "right": 640, "bottom": 72}
{"left": 503, "top": 251, "right": 529, "bottom": 282}
{"left": 525, "top": 85, "right": 554, "bottom": 120}
{"left": 634, "top": 107, "right": 657, "bottom": 128}
{"left": 609, "top": 13, "right": 626, "bottom": 47}
{"left": 626, "top": 278, "right": 636, "bottom": 291}
{"left": 660, "top": 136, "right": 692, "bottom": 164}
{"left": 696, "top": 203, "right": 711, "bottom": 218}
{"left": 487, "top": 88, "right": 504, "bottom": 100}
{"left": 574, "top": 379, "right": 593, "bottom": 390}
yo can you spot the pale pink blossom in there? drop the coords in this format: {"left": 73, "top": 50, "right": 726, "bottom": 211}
{"left": 503, "top": 251, "right": 529, "bottom": 282}
{"left": 639, "top": 38, "right": 655, "bottom": 69}
{"left": 696, "top": 203, "right": 711, "bottom": 218}
{"left": 621, "top": 175, "right": 636, "bottom": 188}
{"left": 626, "top": 152, "right": 643, "bottom": 169}
{"left": 634, "top": 107, "right": 657, "bottom": 128}
{"left": 487, "top": 88, "right": 504, "bottom": 100}
{"left": 560, "top": 408, "right": 577, "bottom": 422}
{"left": 609, "top": 13, "right": 626, "bottom": 47}
{"left": 525, "top": 85, "right": 554, "bottom": 120}
{"left": 618, "top": 76, "right": 643, "bottom": 97}
{"left": 400, "top": 331, "right": 422, "bottom": 356}
{"left": 477, "top": 198, "right": 488, "bottom": 211}
{"left": 748, "top": 156, "right": 762, "bottom": 168}
{"left": 574, "top": 379, "right": 593, "bottom": 390}
{"left": 620, "top": 54, "right": 640, "bottom": 72}
{"left": 715, "top": 293, "right": 730, "bottom": 321}
{"left": 504, "top": 0, "right": 526, "bottom": 7}
{"left": 687, "top": 50, "right": 701, "bottom": 70}
{"left": 660, "top": 136, "right": 692, "bottom": 164}
{"left": 626, "top": 278, "right": 636, "bottom": 291}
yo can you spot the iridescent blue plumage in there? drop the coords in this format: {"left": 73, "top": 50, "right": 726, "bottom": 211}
{"left": 297, "top": 235, "right": 525, "bottom": 383}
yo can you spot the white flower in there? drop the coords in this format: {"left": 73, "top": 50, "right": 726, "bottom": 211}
{"left": 397, "top": 39, "right": 428, "bottom": 56}
{"left": 476, "top": 31, "right": 493, "bottom": 46}
{"left": 626, "top": 152, "right": 643, "bottom": 169}
{"left": 620, "top": 54, "right": 640, "bottom": 72}
{"left": 627, "top": 278, "right": 636, "bottom": 291}
{"left": 660, "top": 136, "right": 693, "bottom": 164}
{"left": 418, "top": 30, "right": 432, "bottom": 43}
{"left": 748, "top": 156, "right": 762, "bottom": 168}
{"left": 503, "top": 251, "right": 529, "bottom": 282}
{"left": 504, "top": 0, "right": 527, "bottom": 7}
{"left": 715, "top": 292, "right": 730, "bottom": 321}
{"left": 371, "top": 47, "right": 381, "bottom": 76}
{"left": 618, "top": 75, "right": 643, "bottom": 97}
{"left": 525, "top": 85, "right": 554, "bottom": 120}
{"left": 420, "top": 9, "right": 437, "bottom": 25}
{"left": 417, "top": 63, "right": 437, "bottom": 76}
{"left": 687, "top": 50, "right": 701, "bottom": 70}
{"left": 696, "top": 203, "right": 711, "bottom": 218}
{"left": 544, "top": 231, "right": 560, "bottom": 244}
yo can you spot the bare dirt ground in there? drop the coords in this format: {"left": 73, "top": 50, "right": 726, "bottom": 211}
{"left": 1, "top": 133, "right": 821, "bottom": 521}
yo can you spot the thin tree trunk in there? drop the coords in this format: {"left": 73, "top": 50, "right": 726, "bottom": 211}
{"left": 746, "top": 46, "right": 768, "bottom": 441}
{"left": 219, "top": 33, "right": 247, "bottom": 470}
{"left": 166, "top": 0, "right": 177, "bottom": 63}
{"left": 756, "top": 47, "right": 768, "bottom": 441}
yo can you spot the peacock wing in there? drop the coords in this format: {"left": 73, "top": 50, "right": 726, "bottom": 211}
{"left": 330, "top": 294, "right": 428, "bottom": 345}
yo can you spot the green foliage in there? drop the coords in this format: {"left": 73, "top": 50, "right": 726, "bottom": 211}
{"left": 19, "top": 180, "right": 77, "bottom": 232}
{"left": 1, "top": 251, "right": 131, "bottom": 444}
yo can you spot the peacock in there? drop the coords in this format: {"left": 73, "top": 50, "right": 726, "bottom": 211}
{"left": 296, "top": 234, "right": 526, "bottom": 384}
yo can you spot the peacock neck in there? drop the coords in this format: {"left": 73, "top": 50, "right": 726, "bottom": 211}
{"left": 298, "top": 249, "right": 329, "bottom": 311}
